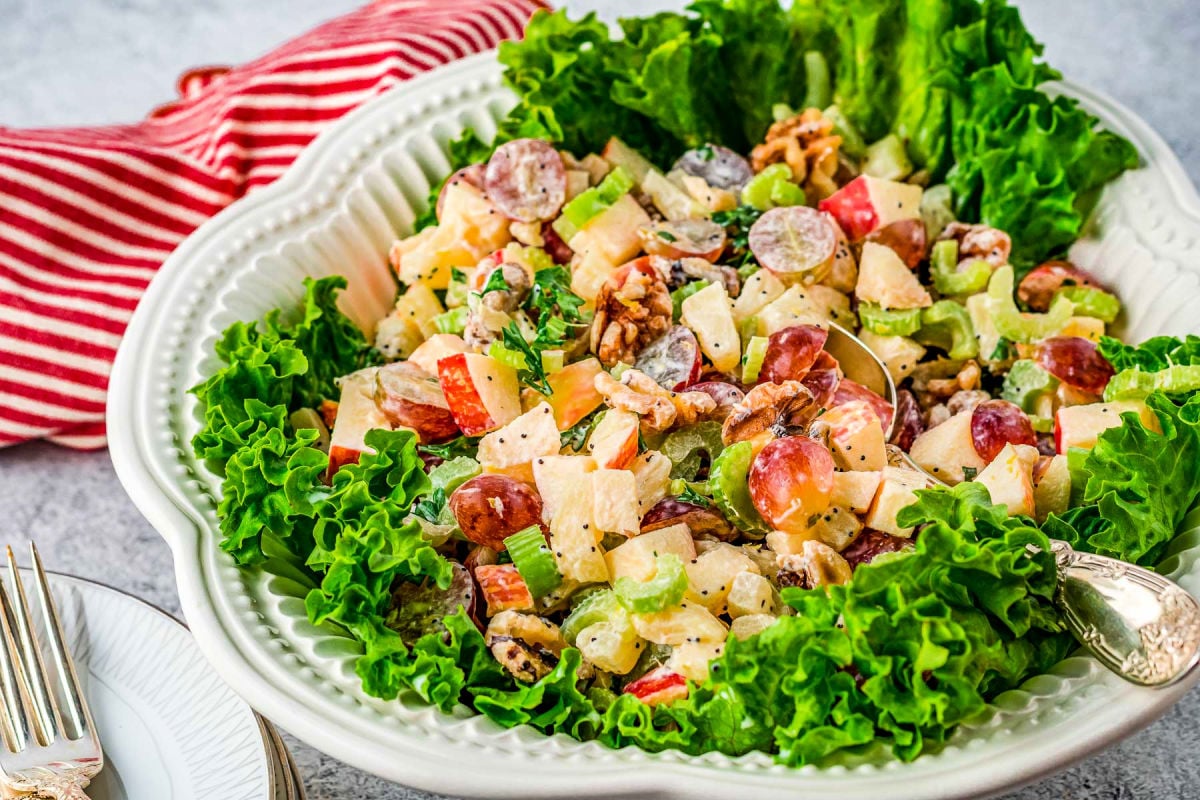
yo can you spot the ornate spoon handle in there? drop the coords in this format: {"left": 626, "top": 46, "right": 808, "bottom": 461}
{"left": 1048, "top": 540, "right": 1200, "bottom": 687}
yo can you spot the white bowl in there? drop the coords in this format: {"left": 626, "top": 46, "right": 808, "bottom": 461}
{"left": 108, "top": 51, "right": 1200, "bottom": 800}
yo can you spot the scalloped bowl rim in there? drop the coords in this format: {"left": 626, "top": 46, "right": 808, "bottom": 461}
{"left": 107, "top": 51, "right": 1200, "bottom": 800}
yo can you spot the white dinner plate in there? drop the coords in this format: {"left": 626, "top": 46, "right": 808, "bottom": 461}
{"left": 21, "top": 570, "right": 281, "bottom": 799}
{"left": 108, "top": 51, "right": 1200, "bottom": 800}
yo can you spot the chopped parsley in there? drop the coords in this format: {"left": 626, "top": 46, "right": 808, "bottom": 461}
{"left": 419, "top": 436, "right": 479, "bottom": 461}
{"left": 712, "top": 205, "right": 763, "bottom": 266}
{"left": 678, "top": 483, "right": 712, "bottom": 507}
{"left": 411, "top": 487, "right": 447, "bottom": 523}
{"left": 480, "top": 268, "right": 510, "bottom": 296}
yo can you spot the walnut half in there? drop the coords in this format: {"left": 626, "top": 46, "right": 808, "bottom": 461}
{"left": 594, "top": 369, "right": 716, "bottom": 433}
{"left": 590, "top": 260, "right": 673, "bottom": 367}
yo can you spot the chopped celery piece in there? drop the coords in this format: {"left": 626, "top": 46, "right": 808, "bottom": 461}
{"left": 561, "top": 589, "right": 625, "bottom": 645}
{"left": 662, "top": 421, "right": 725, "bottom": 480}
{"left": 504, "top": 525, "right": 562, "bottom": 599}
{"left": 433, "top": 306, "right": 469, "bottom": 335}
{"left": 931, "top": 240, "right": 991, "bottom": 296}
{"left": 709, "top": 441, "right": 770, "bottom": 535}
{"left": 920, "top": 184, "right": 956, "bottom": 241}
{"left": 741, "top": 163, "right": 802, "bottom": 211}
{"left": 823, "top": 104, "right": 866, "bottom": 158}
{"left": 737, "top": 261, "right": 760, "bottom": 282}
{"left": 802, "top": 51, "right": 832, "bottom": 110}
{"left": 1001, "top": 359, "right": 1059, "bottom": 412}
{"left": 862, "top": 134, "right": 913, "bottom": 181}
{"left": 428, "top": 456, "right": 481, "bottom": 494}
{"left": 770, "top": 179, "right": 806, "bottom": 207}
{"left": 741, "top": 336, "right": 769, "bottom": 383}
{"left": 671, "top": 280, "right": 709, "bottom": 321}
{"left": 614, "top": 553, "right": 688, "bottom": 614}
{"left": 553, "top": 166, "right": 635, "bottom": 242}
{"left": 915, "top": 300, "right": 978, "bottom": 360}
{"left": 1030, "top": 415, "right": 1055, "bottom": 434}
{"left": 739, "top": 314, "right": 760, "bottom": 343}
{"left": 858, "top": 303, "right": 924, "bottom": 337}
{"left": 1055, "top": 285, "right": 1121, "bottom": 323}
{"left": 487, "top": 340, "right": 528, "bottom": 371}
{"left": 522, "top": 246, "right": 555, "bottom": 273}
{"left": 987, "top": 266, "right": 1073, "bottom": 343}
{"left": 1104, "top": 365, "right": 1200, "bottom": 402}
{"left": 541, "top": 349, "right": 565, "bottom": 374}
{"left": 445, "top": 273, "right": 470, "bottom": 308}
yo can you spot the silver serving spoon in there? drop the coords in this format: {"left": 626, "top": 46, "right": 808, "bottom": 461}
{"left": 827, "top": 322, "right": 1200, "bottom": 687}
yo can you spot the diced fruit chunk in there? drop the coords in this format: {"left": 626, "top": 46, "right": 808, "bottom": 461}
{"left": 855, "top": 242, "right": 932, "bottom": 309}
{"left": 542, "top": 358, "right": 605, "bottom": 430}
{"left": 818, "top": 175, "right": 923, "bottom": 241}
{"left": 1054, "top": 400, "right": 1160, "bottom": 452}
{"left": 630, "top": 450, "right": 673, "bottom": 516}
{"left": 864, "top": 467, "right": 932, "bottom": 537}
{"left": 684, "top": 544, "right": 759, "bottom": 614}
{"left": 732, "top": 269, "right": 786, "bottom": 325}
{"left": 726, "top": 572, "right": 779, "bottom": 618}
{"left": 476, "top": 402, "right": 561, "bottom": 471}
{"left": 475, "top": 564, "right": 535, "bottom": 615}
{"left": 590, "top": 469, "right": 641, "bottom": 535}
{"left": 975, "top": 443, "right": 1038, "bottom": 517}
{"left": 749, "top": 436, "right": 835, "bottom": 534}
{"left": 908, "top": 411, "right": 987, "bottom": 484}
{"left": 632, "top": 602, "right": 728, "bottom": 645}
{"left": 533, "top": 455, "right": 597, "bottom": 524}
{"left": 681, "top": 282, "right": 741, "bottom": 373}
{"left": 568, "top": 194, "right": 651, "bottom": 269}
{"left": 831, "top": 470, "right": 882, "bottom": 513}
{"left": 328, "top": 368, "right": 392, "bottom": 476}
{"left": 586, "top": 409, "right": 641, "bottom": 468}
{"left": 408, "top": 333, "right": 468, "bottom": 376}
{"left": 1034, "top": 455, "right": 1071, "bottom": 522}
{"left": 820, "top": 400, "right": 887, "bottom": 471}
{"left": 667, "top": 640, "right": 725, "bottom": 683}
{"left": 623, "top": 666, "right": 689, "bottom": 706}
{"left": 803, "top": 506, "right": 863, "bottom": 552}
{"left": 729, "top": 613, "right": 778, "bottom": 641}
{"left": 577, "top": 619, "right": 643, "bottom": 675}
{"left": 606, "top": 524, "right": 696, "bottom": 583}
{"left": 437, "top": 353, "right": 522, "bottom": 436}
{"left": 856, "top": 330, "right": 926, "bottom": 385}
{"left": 549, "top": 480, "right": 609, "bottom": 584}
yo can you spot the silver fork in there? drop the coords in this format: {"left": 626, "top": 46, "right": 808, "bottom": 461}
{"left": 0, "top": 545, "right": 102, "bottom": 799}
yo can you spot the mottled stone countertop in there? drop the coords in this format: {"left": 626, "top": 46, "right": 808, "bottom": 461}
{"left": 1, "top": 0, "right": 1197, "bottom": 797}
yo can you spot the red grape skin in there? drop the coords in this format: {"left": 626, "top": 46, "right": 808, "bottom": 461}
{"left": 970, "top": 399, "right": 1037, "bottom": 463}
{"left": 640, "top": 497, "right": 734, "bottom": 540}
{"left": 864, "top": 219, "right": 927, "bottom": 270}
{"left": 636, "top": 326, "right": 702, "bottom": 391}
{"left": 748, "top": 436, "right": 835, "bottom": 534}
{"left": 1017, "top": 261, "right": 1105, "bottom": 311}
{"left": 687, "top": 381, "right": 745, "bottom": 420}
{"left": 759, "top": 325, "right": 828, "bottom": 384}
{"left": 449, "top": 475, "right": 545, "bottom": 551}
{"left": 889, "top": 389, "right": 925, "bottom": 451}
{"left": 1035, "top": 336, "right": 1115, "bottom": 396}
{"left": 832, "top": 379, "right": 894, "bottom": 433}
{"left": 800, "top": 350, "right": 841, "bottom": 410}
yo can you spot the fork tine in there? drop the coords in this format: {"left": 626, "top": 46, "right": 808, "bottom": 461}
{"left": 5, "top": 548, "right": 57, "bottom": 744}
{"left": 29, "top": 544, "right": 90, "bottom": 741}
{"left": 0, "top": 580, "right": 33, "bottom": 752}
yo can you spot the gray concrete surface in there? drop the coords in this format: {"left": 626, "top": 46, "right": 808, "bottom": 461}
{"left": 1, "top": 1, "right": 1197, "bottom": 797}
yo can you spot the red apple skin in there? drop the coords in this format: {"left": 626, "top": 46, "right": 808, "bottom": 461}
{"left": 375, "top": 362, "right": 460, "bottom": 443}
{"left": 544, "top": 358, "right": 605, "bottom": 431}
{"left": 623, "top": 667, "right": 689, "bottom": 706}
{"left": 325, "top": 369, "right": 394, "bottom": 479}
{"left": 327, "top": 445, "right": 362, "bottom": 477}
{"left": 819, "top": 176, "right": 878, "bottom": 241}
{"left": 586, "top": 410, "right": 640, "bottom": 468}
{"left": 832, "top": 379, "right": 894, "bottom": 433}
{"left": 1054, "top": 411, "right": 1064, "bottom": 454}
{"left": 437, "top": 353, "right": 495, "bottom": 437}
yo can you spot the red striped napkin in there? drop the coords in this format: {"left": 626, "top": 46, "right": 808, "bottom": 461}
{"left": 0, "top": 0, "right": 546, "bottom": 450}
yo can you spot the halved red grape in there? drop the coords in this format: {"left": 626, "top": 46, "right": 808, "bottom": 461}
{"left": 450, "top": 475, "right": 545, "bottom": 551}
{"left": 748, "top": 436, "right": 835, "bottom": 535}
{"left": 832, "top": 379, "right": 894, "bottom": 433}
{"left": 1017, "top": 261, "right": 1106, "bottom": 311}
{"left": 840, "top": 530, "right": 913, "bottom": 570}
{"left": 800, "top": 351, "right": 841, "bottom": 410}
{"left": 970, "top": 399, "right": 1037, "bottom": 463}
{"left": 864, "top": 218, "right": 927, "bottom": 270}
{"left": 672, "top": 145, "right": 754, "bottom": 191}
{"left": 375, "top": 362, "right": 460, "bottom": 444}
{"left": 636, "top": 326, "right": 702, "bottom": 391}
{"left": 687, "top": 381, "right": 745, "bottom": 420}
{"left": 759, "top": 324, "right": 828, "bottom": 384}
{"left": 387, "top": 561, "right": 475, "bottom": 645}
{"left": 641, "top": 497, "right": 734, "bottom": 540}
{"left": 639, "top": 219, "right": 727, "bottom": 263}
{"left": 748, "top": 206, "right": 838, "bottom": 280}
{"left": 889, "top": 389, "right": 925, "bottom": 451}
{"left": 1035, "top": 336, "right": 1115, "bottom": 396}
{"left": 436, "top": 164, "right": 485, "bottom": 220}
{"left": 484, "top": 138, "right": 566, "bottom": 222}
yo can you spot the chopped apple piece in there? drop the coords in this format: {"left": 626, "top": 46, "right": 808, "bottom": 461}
{"left": 436, "top": 353, "right": 522, "bottom": 436}
{"left": 909, "top": 411, "right": 987, "bottom": 484}
{"left": 975, "top": 443, "right": 1038, "bottom": 517}
{"left": 680, "top": 282, "right": 741, "bottom": 373}
{"left": 729, "top": 613, "right": 778, "bottom": 641}
{"left": 477, "top": 402, "right": 561, "bottom": 473}
{"left": 534, "top": 455, "right": 597, "bottom": 524}
{"left": 586, "top": 409, "right": 640, "bottom": 469}
{"left": 549, "top": 480, "right": 609, "bottom": 584}
{"left": 855, "top": 242, "right": 932, "bottom": 309}
{"left": 623, "top": 666, "right": 689, "bottom": 706}
{"left": 831, "top": 471, "right": 882, "bottom": 513}
{"left": 856, "top": 330, "right": 927, "bottom": 385}
{"left": 568, "top": 194, "right": 651, "bottom": 268}
{"left": 804, "top": 506, "right": 863, "bottom": 552}
{"left": 1034, "top": 454, "right": 1071, "bottom": 522}
{"left": 393, "top": 180, "right": 512, "bottom": 288}
{"left": 819, "top": 216, "right": 858, "bottom": 294}
{"left": 1054, "top": 400, "right": 1159, "bottom": 453}
{"left": 542, "top": 357, "right": 605, "bottom": 430}
{"left": 606, "top": 524, "right": 696, "bottom": 583}
{"left": 408, "top": 333, "right": 467, "bottom": 376}
{"left": 755, "top": 286, "right": 830, "bottom": 335}
{"left": 632, "top": 601, "right": 728, "bottom": 645}
{"left": 820, "top": 400, "right": 887, "bottom": 471}
{"left": 864, "top": 466, "right": 933, "bottom": 537}
{"left": 570, "top": 249, "right": 618, "bottom": 304}
{"left": 327, "top": 367, "right": 392, "bottom": 477}
{"left": 684, "top": 543, "right": 759, "bottom": 615}
{"left": 590, "top": 469, "right": 641, "bottom": 536}
{"left": 765, "top": 530, "right": 820, "bottom": 556}
{"left": 817, "top": 175, "right": 923, "bottom": 241}
{"left": 577, "top": 620, "right": 643, "bottom": 675}
{"left": 666, "top": 640, "right": 725, "bottom": 683}
{"left": 475, "top": 564, "right": 535, "bottom": 615}
{"left": 642, "top": 169, "right": 709, "bottom": 220}
{"left": 732, "top": 269, "right": 786, "bottom": 325}
{"left": 629, "top": 450, "right": 673, "bottom": 516}
{"left": 725, "top": 572, "right": 779, "bottom": 618}
{"left": 1060, "top": 316, "right": 1106, "bottom": 343}
{"left": 601, "top": 137, "right": 654, "bottom": 184}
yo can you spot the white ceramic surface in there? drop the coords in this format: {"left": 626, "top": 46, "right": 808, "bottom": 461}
{"left": 107, "top": 51, "right": 1200, "bottom": 800}
{"left": 21, "top": 570, "right": 276, "bottom": 800}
